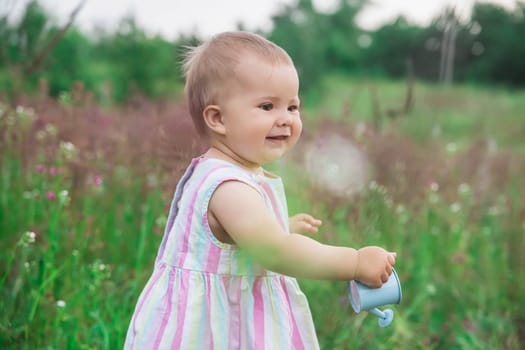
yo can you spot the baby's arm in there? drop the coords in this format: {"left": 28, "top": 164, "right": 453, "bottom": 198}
{"left": 209, "top": 181, "right": 395, "bottom": 287}
{"left": 289, "top": 213, "right": 322, "bottom": 234}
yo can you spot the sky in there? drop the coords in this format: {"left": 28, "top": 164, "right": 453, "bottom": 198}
{"left": 5, "top": 0, "right": 522, "bottom": 40}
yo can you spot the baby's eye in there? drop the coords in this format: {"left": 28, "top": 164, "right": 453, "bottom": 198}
{"left": 259, "top": 103, "right": 273, "bottom": 111}
{"left": 288, "top": 105, "right": 299, "bottom": 112}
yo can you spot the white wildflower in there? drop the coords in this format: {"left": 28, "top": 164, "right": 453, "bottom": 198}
{"left": 23, "top": 191, "right": 34, "bottom": 200}
{"left": 458, "top": 183, "right": 470, "bottom": 194}
{"left": 36, "top": 130, "right": 47, "bottom": 141}
{"left": 147, "top": 173, "right": 159, "bottom": 188}
{"left": 45, "top": 124, "right": 58, "bottom": 137}
{"left": 155, "top": 215, "right": 167, "bottom": 228}
{"left": 426, "top": 284, "right": 437, "bottom": 295}
{"left": 58, "top": 190, "right": 70, "bottom": 205}
{"left": 22, "top": 231, "right": 37, "bottom": 244}
{"left": 59, "top": 141, "right": 78, "bottom": 161}
{"left": 354, "top": 122, "right": 367, "bottom": 138}
{"left": 488, "top": 206, "right": 500, "bottom": 216}
{"left": 6, "top": 115, "right": 15, "bottom": 126}
{"left": 450, "top": 203, "right": 461, "bottom": 213}
{"left": 446, "top": 142, "right": 458, "bottom": 154}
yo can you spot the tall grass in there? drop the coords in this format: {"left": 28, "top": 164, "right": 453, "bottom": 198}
{"left": 1, "top": 80, "right": 524, "bottom": 349}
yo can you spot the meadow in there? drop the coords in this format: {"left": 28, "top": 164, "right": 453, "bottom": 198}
{"left": 1, "top": 78, "right": 524, "bottom": 349}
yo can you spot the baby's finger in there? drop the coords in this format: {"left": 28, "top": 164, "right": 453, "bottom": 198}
{"left": 305, "top": 216, "right": 322, "bottom": 227}
{"left": 312, "top": 218, "right": 322, "bottom": 226}
{"left": 381, "top": 272, "right": 389, "bottom": 283}
{"left": 301, "top": 222, "right": 319, "bottom": 233}
{"left": 388, "top": 252, "right": 396, "bottom": 265}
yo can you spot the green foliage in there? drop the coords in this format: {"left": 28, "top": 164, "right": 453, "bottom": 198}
{"left": 41, "top": 28, "right": 94, "bottom": 96}
{"left": 362, "top": 18, "right": 432, "bottom": 78}
{"left": 305, "top": 74, "right": 525, "bottom": 152}
{"left": 0, "top": 1, "right": 53, "bottom": 96}
{"left": 15, "top": 1, "right": 49, "bottom": 62}
{"left": 464, "top": 3, "right": 525, "bottom": 85}
{"left": 2, "top": 0, "right": 525, "bottom": 101}
{"left": 268, "top": 0, "right": 326, "bottom": 92}
{"left": 295, "top": 179, "right": 524, "bottom": 349}
{"left": 0, "top": 3, "right": 189, "bottom": 102}
{"left": 1, "top": 77, "right": 524, "bottom": 348}
{"left": 93, "top": 18, "right": 184, "bottom": 102}
{"left": 269, "top": 0, "right": 367, "bottom": 92}
{"left": 0, "top": 104, "right": 166, "bottom": 348}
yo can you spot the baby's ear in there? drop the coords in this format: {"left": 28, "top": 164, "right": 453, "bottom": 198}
{"left": 203, "top": 105, "right": 226, "bottom": 135}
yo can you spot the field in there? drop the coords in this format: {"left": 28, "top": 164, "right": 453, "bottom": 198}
{"left": 1, "top": 77, "right": 524, "bottom": 349}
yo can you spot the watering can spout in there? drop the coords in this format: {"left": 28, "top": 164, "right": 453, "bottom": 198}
{"left": 368, "top": 308, "right": 394, "bottom": 327}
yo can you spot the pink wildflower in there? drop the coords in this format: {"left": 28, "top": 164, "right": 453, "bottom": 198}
{"left": 49, "top": 167, "right": 59, "bottom": 176}
{"left": 36, "top": 164, "right": 45, "bottom": 173}
{"left": 47, "top": 191, "right": 56, "bottom": 200}
{"left": 94, "top": 175, "right": 103, "bottom": 186}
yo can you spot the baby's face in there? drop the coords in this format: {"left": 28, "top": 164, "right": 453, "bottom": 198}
{"left": 216, "top": 54, "right": 302, "bottom": 169}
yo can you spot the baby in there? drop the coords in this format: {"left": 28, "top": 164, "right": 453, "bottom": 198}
{"left": 124, "top": 31, "right": 396, "bottom": 349}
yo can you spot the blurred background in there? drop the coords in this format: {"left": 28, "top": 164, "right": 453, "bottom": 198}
{"left": 1, "top": 0, "right": 524, "bottom": 349}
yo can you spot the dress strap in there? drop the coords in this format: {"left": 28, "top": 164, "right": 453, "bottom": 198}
{"left": 155, "top": 157, "right": 200, "bottom": 265}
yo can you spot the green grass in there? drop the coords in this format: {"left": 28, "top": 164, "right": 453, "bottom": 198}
{"left": 304, "top": 76, "right": 525, "bottom": 153}
{"left": 289, "top": 181, "right": 523, "bottom": 349}
{"left": 1, "top": 78, "right": 524, "bottom": 349}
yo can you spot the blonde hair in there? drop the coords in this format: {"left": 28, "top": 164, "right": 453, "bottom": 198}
{"left": 182, "top": 31, "right": 293, "bottom": 136}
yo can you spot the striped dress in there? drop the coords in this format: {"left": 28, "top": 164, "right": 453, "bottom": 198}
{"left": 124, "top": 157, "right": 319, "bottom": 349}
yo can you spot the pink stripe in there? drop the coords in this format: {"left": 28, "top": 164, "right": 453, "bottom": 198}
{"left": 169, "top": 271, "right": 191, "bottom": 349}
{"left": 203, "top": 210, "right": 222, "bottom": 273}
{"left": 129, "top": 264, "right": 166, "bottom": 347}
{"left": 281, "top": 278, "right": 305, "bottom": 350}
{"left": 224, "top": 276, "right": 240, "bottom": 349}
{"left": 205, "top": 274, "right": 213, "bottom": 349}
{"left": 205, "top": 243, "right": 222, "bottom": 273}
{"left": 252, "top": 277, "right": 265, "bottom": 350}
{"left": 152, "top": 268, "right": 175, "bottom": 348}
{"left": 259, "top": 182, "right": 286, "bottom": 230}
{"left": 177, "top": 165, "right": 230, "bottom": 267}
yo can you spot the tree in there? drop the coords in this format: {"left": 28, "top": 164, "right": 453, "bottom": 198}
{"left": 269, "top": 0, "right": 368, "bottom": 92}
{"left": 0, "top": 0, "right": 86, "bottom": 99}
{"left": 465, "top": 2, "right": 525, "bottom": 85}
{"left": 269, "top": 0, "right": 326, "bottom": 92}
{"left": 363, "top": 18, "right": 427, "bottom": 78}
{"left": 94, "top": 17, "right": 183, "bottom": 102}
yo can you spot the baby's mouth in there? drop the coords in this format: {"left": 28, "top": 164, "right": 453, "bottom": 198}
{"left": 266, "top": 135, "right": 289, "bottom": 141}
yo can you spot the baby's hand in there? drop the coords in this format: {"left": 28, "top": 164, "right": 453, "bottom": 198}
{"left": 289, "top": 213, "right": 322, "bottom": 234}
{"left": 354, "top": 246, "right": 396, "bottom": 288}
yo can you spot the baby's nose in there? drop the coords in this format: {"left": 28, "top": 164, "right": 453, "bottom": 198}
{"left": 277, "top": 111, "right": 292, "bottom": 125}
